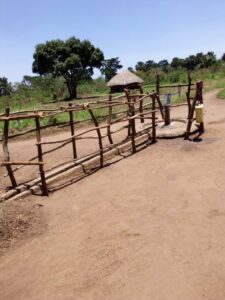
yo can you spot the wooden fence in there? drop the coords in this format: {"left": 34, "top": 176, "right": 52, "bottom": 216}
{"left": 0, "top": 75, "right": 204, "bottom": 198}
{"left": 0, "top": 92, "right": 158, "bottom": 196}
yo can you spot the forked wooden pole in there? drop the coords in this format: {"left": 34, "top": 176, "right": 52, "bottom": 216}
{"left": 184, "top": 81, "right": 199, "bottom": 140}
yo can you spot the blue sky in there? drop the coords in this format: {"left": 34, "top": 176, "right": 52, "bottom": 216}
{"left": 1, "top": 0, "right": 225, "bottom": 82}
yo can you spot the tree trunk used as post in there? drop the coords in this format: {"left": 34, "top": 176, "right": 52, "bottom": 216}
{"left": 164, "top": 105, "right": 171, "bottom": 126}
{"left": 35, "top": 115, "right": 49, "bottom": 196}
{"left": 2, "top": 108, "right": 17, "bottom": 187}
{"left": 68, "top": 103, "right": 77, "bottom": 159}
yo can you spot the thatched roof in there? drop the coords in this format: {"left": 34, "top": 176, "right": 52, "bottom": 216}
{"left": 107, "top": 70, "right": 143, "bottom": 87}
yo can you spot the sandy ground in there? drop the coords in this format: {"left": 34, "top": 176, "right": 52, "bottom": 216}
{"left": 1, "top": 90, "right": 225, "bottom": 299}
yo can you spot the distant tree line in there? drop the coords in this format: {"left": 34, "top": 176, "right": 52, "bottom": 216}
{"left": 130, "top": 51, "right": 225, "bottom": 73}
{"left": 1, "top": 35, "right": 225, "bottom": 100}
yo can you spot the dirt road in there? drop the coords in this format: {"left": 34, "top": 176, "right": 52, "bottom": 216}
{"left": 1, "top": 90, "right": 225, "bottom": 300}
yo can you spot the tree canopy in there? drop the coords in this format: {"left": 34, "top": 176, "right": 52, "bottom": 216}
{"left": 133, "top": 51, "right": 218, "bottom": 72}
{"left": 0, "top": 77, "right": 12, "bottom": 96}
{"left": 32, "top": 37, "right": 104, "bottom": 98}
{"left": 100, "top": 57, "right": 123, "bottom": 81}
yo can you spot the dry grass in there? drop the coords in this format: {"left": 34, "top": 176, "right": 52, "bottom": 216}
{"left": 0, "top": 200, "right": 45, "bottom": 252}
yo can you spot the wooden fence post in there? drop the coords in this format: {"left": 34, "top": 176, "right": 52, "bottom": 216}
{"left": 151, "top": 94, "right": 157, "bottom": 143}
{"left": 156, "top": 73, "right": 160, "bottom": 97}
{"left": 139, "top": 86, "right": 144, "bottom": 123}
{"left": 164, "top": 106, "right": 171, "bottom": 126}
{"left": 107, "top": 94, "right": 114, "bottom": 144}
{"left": 184, "top": 81, "right": 199, "bottom": 140}
{"left": 155, "top": 74, "right": 165, "bottom": 120}
{"left": 87, "top": 106, "right": 104, "bottom": 168}
{"left": 197, "top": 81, "right": 204, "bottom": 134}
{"left": 35, "top": 115, "right": 49, "bottom": 196}
{"left": 124, "top": 89, "right": 131, "bottom": 137}
{"left": 2, "top": 108, "right": 17, "bottom": 187}
{"left": 68, "top": 103, "right": 77, "bottom": 159}
{"left": 129, "top": 103, "right": 136, "bottom": 153}
{"left": 186, "top": 73, "right": 192, "bottom": 117}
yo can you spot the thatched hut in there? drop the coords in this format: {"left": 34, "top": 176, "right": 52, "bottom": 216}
{"left": 107, "top": 70, "right": 144, "bottom": 93}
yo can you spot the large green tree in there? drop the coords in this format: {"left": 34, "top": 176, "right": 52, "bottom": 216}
{"left": 100, "top": 57, "right": 122, "bottom": 81}
{"left": 32, "top": 37, "right": 104, "bottom": 99}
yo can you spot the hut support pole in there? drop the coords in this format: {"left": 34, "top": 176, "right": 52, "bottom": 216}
{"left": 35, "top": 116, "right": 48, "bottom": 196}
{"left": 2, "top": 108, "right": 17, "bottom": 187}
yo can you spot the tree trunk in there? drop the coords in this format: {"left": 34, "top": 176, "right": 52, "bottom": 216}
{"left": 69, "top": 85, "right": 77, "bottom": 99}
{"left": 65, "top": 78, "right": 77, "bottom": 99}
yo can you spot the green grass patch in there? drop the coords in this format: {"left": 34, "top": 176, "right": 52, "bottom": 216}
{"left": 218, "top": 89, "right": 225, "bottom": 99}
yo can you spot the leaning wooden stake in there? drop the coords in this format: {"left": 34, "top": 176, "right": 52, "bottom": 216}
{"left": 2, "top": 108, "right": 17, "bottom": 187}
{"left": 87, "top": 106, "right": 104, "bottom": 168}
{"left": 68, "top": 103, "right": 77, "bottom": 159}
{"left": 107, "top": 95, "right": 114, "bottom": 144}
{"left": 35, "top": 115, "right": 49, "bottom": 196}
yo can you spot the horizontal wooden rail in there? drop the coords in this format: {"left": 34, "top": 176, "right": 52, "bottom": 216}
{"left": 159, "top": 83, "right": 195, "bottom": 88}
{"left": 0, "top": 113, "right": 42, "bottom": 121}
{"left": 0, "top": 161, "right": 44, "bottom": 166}
{"left": 36, "top": 124, "right": 111, "bottom": 145}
